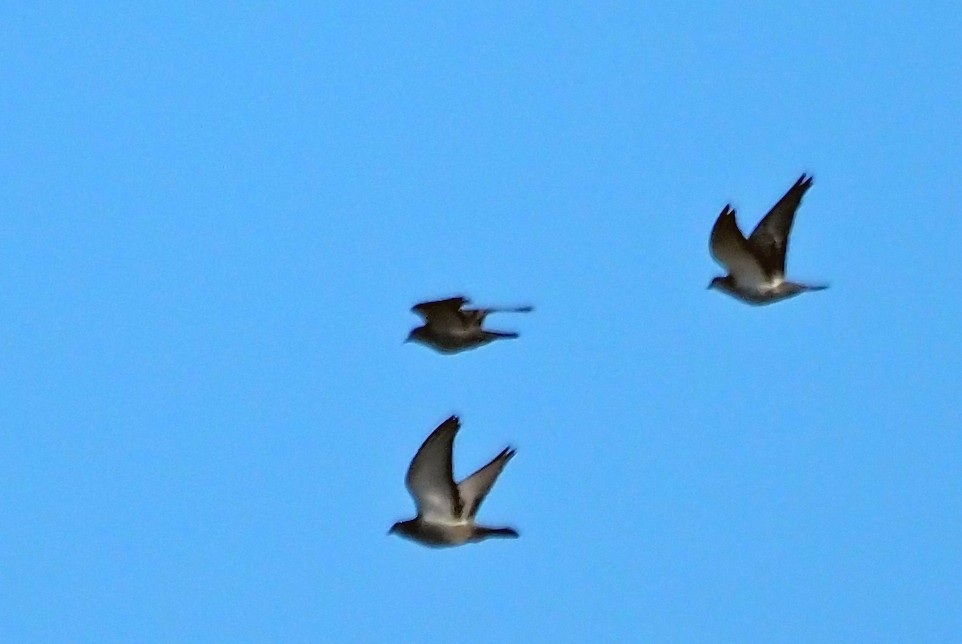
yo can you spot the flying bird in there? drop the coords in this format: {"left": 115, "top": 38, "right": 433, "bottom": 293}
{"left": 708, "top": 174, "right": 828, "bottom": 305}
{"left": 405, "top": 296, "right": 532, "bottom": 354}
{"left": 389, "top": 415, "right": 519, "bottom": 548}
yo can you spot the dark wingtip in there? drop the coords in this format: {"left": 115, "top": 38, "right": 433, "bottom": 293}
{"left": 441, "top": 414, "right": 462, "bottom": 430}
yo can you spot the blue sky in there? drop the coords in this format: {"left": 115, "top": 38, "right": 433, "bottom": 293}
{"left": 1, "top": 2, "right": 960, "bottom": 641}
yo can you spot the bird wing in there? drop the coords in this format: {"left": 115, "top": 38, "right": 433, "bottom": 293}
{"left": 747, "top": 174, "right": 814, "bottom": 278}
{"left": 710, "top": 204, "right": 769, "bottom": 288}
{"left": 406, "top": 416, "right": 463, "bottom": 522}
{"left": 457, "top": 447, "right": 516, "bottom": 519}
{"left": 411, "top": 297, "right": 469, "bottom": 327}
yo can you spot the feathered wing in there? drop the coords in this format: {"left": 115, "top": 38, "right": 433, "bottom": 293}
{"left": 468, "top": 304, "right": 533, "bottom": 328}
{"left": 411, "top": 297, "right": 467, "bottom": 321}
{"left": 406, "top": 416, "right": 463, "bottom": 522}
{"left": 457, "top": 447, "right": 516, "bottom": 519}
{"left": 710, "top": 205, "right": 768, "bottom": 288}
{"left": 482, "top": 305, "right": 534, "bottom": 314}
{"left": 748, "top": 174, "right": 814, "bottom": 278}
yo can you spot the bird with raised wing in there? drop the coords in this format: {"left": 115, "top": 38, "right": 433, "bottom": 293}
{"left": 708, "top": 174, "right": 827, "bottom": 305}
{"left": 389, "top": 416, "right": 519, "bottom": 547}
{"left": 405, "top": 296, "right": 532, "bottom": 354}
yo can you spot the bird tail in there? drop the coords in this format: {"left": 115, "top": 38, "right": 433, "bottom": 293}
{"left": 483, "top": 331, "right": 519, "bottom": 341}
{"left": 474, "top": 526, "right": 519, "bottom": 539}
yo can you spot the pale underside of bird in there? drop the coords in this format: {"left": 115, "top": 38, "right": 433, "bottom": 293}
{"left": 405, "top": 296, "right": 533, "bottom": 354}
{"left": 709, "top": 174, "right": 828, "bottom": 305}
{"left": 389, "top": 415, "right": 518, "bottom": 548}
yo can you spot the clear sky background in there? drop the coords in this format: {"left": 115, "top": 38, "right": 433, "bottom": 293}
{"left": 1, "top": 3, "right": 960, "bottom": 642}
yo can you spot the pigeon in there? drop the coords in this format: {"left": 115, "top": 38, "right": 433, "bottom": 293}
{"left": 389, "top": 415, "right": 519, "bottom": 548}
{"left": 405, "top": 296, "right": 532, "bottom": 354}
{"left": 708, "top": 174, "right": 828, "bottom": 305}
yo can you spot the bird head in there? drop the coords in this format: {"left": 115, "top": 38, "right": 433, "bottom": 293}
{"left": 388, "top": 520, "right": 415, "bottom": 538}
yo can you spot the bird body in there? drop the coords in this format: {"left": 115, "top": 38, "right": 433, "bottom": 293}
{"left": 708, "top": 174, "right": 827, "bottom": 305}
{"left": 390, "top": 416, "right": 518, "bottom": 548}
{"left": 708, "top": 274, "right": 824, "bottom": 305}
{"left": 406, "top": 296, "right": 532, "bottom": 354}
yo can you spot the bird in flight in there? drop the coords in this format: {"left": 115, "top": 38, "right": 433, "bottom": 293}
{"left": 389, "top": 415, "right": 519, "bottom": 548}
{"left": 405, "top": 296, "right": 532, "bottom": 354}
{"left": 708, "top": 174, "right": 827, "bottom": 305}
